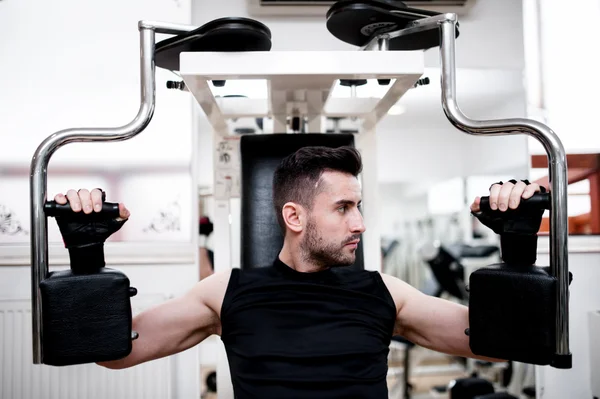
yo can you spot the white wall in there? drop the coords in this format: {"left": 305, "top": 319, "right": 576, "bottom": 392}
{"left": 0, "top": 0, "right": 194, "bottom": 169}
{"left": 377, "top": 68, "right": 529, "bottom": 185}
{"left": 524, "top": 0, "right": 600, "bottom": 155}
{"left": 0, "top": 0, "right": 198, "bottom": 242}
{"left": 379, "top": 184, "right": 430, "bottom": 238}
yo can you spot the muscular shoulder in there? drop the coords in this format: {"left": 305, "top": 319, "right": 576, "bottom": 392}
{"left": 379, "top": 273, "right": 424, "bottom": 315}
{"left": 189, "top": 269, "right": 233, "bottom": 319}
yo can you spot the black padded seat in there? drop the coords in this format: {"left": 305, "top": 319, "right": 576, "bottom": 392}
{"left": 326, "top": 0, "right": 459, "bottom": 51}
{"left": 239, "top": 134, "right": 364, "bottom": 271}
{"left": 450, "top": 377, "right": 495, "bottom": 399}
{"left": 155, "top": 17, "right": 272, "bottom": 72}
{"left": 475, "top": 394, "right": 519, "bottom": 399}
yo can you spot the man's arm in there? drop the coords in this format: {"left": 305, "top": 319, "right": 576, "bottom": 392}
{"left": 98, "top": 269, "right": 231, "bottom": 369}
{"left": 381, "top": 273, "right": 503, "bottom": 362}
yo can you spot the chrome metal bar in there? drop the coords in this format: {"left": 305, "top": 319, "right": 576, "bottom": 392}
{"left": 376, "top": 35, "right": 389, "bottom": 51}
{"left": 138, "top": 20, "right": 197, "bottom": 35}
{"left": 363, "top": 34, "right": 390, "bottom": 51}
{"left": 437, "top": 17, "right": 570, "bottom": 362}
{"left": 360, "top": 13, "right": 450, "bottom": 51}
{"left": 30, "top": 23, "right": 159, "bottom": 364}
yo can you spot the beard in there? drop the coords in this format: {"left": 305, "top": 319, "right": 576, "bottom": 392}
{"left": 299, "top": 216, "right": 359, "bottom": 268}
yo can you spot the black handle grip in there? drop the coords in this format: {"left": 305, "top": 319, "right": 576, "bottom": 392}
{"left": 44, "top": 201, "right": 120, "bottom": 218}
{"left": 480, "top": 192, "right": 551, "bottom": 213}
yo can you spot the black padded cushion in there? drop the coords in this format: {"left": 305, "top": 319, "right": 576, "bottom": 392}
{"left": 468, "top": 264, "right": 557, "bottom": 365}
{"left": 326, "top": 0, "right": 459, "bottom": 50}
{"left": 156, "top": 17, "right": 272, "bottom": 71}
{"left": 450, "top": 377, "right": 495, "bottom": 399}
{"left": 240, "top": 134, "right": 364, "bottom": 270}
{"left": 475, "top": 393, "right": 519, "bottom": 399}
{"left": 39, "top": 268, "right": 133, "bottom": 366}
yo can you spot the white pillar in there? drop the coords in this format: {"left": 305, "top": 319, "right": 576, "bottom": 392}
{"left": 355, "top": 126, "right": 381, "bottom": 272}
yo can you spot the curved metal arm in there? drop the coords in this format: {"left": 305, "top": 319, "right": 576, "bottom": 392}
{"left": 437, "top": 15, "right": 570, "bottom": 368}
{"left": 366, "top": 13, "right": 571, "bottom": 368}
{"left": 29, "top": 20, "right": 196, "bottom": 364}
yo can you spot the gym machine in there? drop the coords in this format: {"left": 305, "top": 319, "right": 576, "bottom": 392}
{"left": 29, "top": 1, "right": 572, "bottom": 397}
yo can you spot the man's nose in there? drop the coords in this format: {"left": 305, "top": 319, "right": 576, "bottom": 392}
{"left": 350, "top": 210, "right": 366, "bottom": 234}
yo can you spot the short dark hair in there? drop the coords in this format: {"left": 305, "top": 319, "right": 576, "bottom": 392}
{"left": 272, "top": 146, "right": 362, "bottom": 232}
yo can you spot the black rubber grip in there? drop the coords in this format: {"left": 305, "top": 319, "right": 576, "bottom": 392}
{"left": 480, "top": 192, "right": 551, "bottom": 213}
{"left": 44, "top": 201, "right": 120, "bottom": 218}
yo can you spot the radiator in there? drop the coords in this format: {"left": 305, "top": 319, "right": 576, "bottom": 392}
{"left": 0, "top": 297, "right": 172, "bottom": 399}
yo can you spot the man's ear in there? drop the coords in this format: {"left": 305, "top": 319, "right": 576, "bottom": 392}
{"left": 282, "top": 202, "right": 304, "bottom": 233}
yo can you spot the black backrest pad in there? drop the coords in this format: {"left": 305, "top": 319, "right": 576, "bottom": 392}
{"left": 240, "top": 134, "right": 364, "bottom": 270}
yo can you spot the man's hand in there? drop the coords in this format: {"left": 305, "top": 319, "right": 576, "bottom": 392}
{"left": 54, "top": 188, "right": 130, "bottom": 220}
{"left": 470, "top": 180, "right": 544, "bottom": 214}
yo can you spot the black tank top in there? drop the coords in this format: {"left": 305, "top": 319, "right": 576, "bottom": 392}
{"left": 220, "top": 257, "right": 397, "bottom": 399}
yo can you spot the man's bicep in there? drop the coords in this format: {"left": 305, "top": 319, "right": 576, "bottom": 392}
{"left": 99, "top": 269, "right": 231, "bottom": 369}
{"left": 381, "top": 273, "right": 504, "bottom": 361}
{"left": 132, "top": 281, "right": 220, "bottom": 358}
{"left": 397, "top": 289, "right": 472, "bottom": 357}
{"left": 381, "top": 273, "right": 467, "bottom": 351}
{"left": 185, "top": 268, "right": 232, "bottom": 333}
{"left": 380, "top": 273, "right": 426, "bottom": 336}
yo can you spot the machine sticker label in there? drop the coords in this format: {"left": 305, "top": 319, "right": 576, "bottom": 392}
{"left": 214, "top": 136, "right": 241, "bottom": 200}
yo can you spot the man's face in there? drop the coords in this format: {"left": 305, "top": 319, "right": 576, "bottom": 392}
{"left": 300, "top": 170, "right": 366, "bottom": 267}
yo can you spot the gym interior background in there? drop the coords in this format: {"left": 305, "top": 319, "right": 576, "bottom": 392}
{"left": 0, "top": 0, "right": 599, "bottom": 398}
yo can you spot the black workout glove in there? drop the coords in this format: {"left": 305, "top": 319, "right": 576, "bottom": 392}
{"left": 56, "top": 191, "right": 127, "bottom": 273}
{"left": 472, "top": 179, "right": 547, "bottom": 266}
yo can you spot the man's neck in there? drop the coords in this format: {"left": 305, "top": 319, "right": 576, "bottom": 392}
{"left": 279, "top": 240, "right": 329, "bottom": 273}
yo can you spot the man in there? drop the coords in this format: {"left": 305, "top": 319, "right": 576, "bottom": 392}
{"left": 53, "top": 146, "right": 543, "bottom": 399}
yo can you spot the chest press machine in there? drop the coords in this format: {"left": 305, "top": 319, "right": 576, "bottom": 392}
{"left": 29, "top": 0, "right": 572, "bottom": 394}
